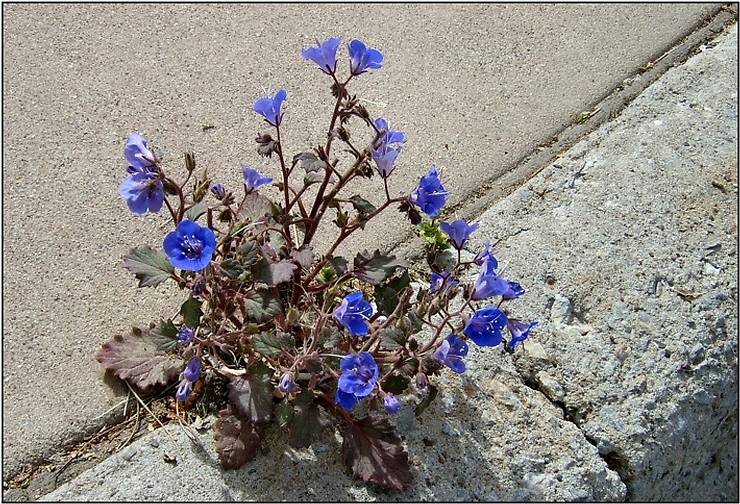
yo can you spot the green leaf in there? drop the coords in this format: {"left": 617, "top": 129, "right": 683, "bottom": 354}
{"left": 213, "top": 406, "right": 265, "bottom": 469}
{"left": 304, "top": 171, "right": 325, "bottom": 186}
{"left": 289, "top": 389, "right": 329, "bottom": 449}
{"left": 185, "top": 201, "right": 209, "bottom": 221}
{"left": 352, "top": 249, "right": 408, "bottom": 285}
{"left": 253, "top": 332, "right": 294, "bottom": 356}
{"left": 349, "top": 195, "right": 376, "bottom": 216}
{"left": 244, "top": 290, "right": 281, "bottom": 323}
{"left": 180, "top": 297, "right": 203, "bottom": 328}
{"left": 228, "top": 362, "right": 274, "bottom": 423}
{"left": 327, "top": 256, "right": 349, "bottom": 276}
{"left": 275, "top": 400, "right": 294, "bottom": 429}
{"left": 374, "top": 270, "right": 411, "bottom": 316}
{"left": 150, "top": 319, "right": 179, "bottom": 353}
{"left": 123, "top": 246, "right": 174, "bottom": 288}
{"left": 341, "top": 413, "right": 413, "bottom": 491}
{"left": 95, "top": 326, "right": 182, "bottom": 390}
{"left": 419, "top": 221, "right": 451, "bottom": 250}
{"left": 294, "top": 151, "right": 329, "bottom": 173}
{"left": 382, "top": 374, "right": 410, "bottom": 395}
{"left": 379, "top": 327, "right": 406, "bottom": 349}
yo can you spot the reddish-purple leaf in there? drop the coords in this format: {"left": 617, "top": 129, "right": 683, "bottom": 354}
{"left": 290, "top": 246, "right": 314, "bottom": 268}
{"left": 289, "top": 389, "right": 330, "bottom": 449}
{"left": 95, "top": 326, "right": 182, "bottom": 390}
{"left": 352, "top": 249, "right": 408, "bottom": 285}
{"left": 341, "top": 413, "right": 414, "bottom": 491}
{"left": 213, "top": 407, "right": 264, "bottom": 469}
{"left": 228, "top": 362, "right": 273, "bottom": 423}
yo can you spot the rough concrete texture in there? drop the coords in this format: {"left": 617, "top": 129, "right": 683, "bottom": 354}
{"left": 4, "top": 3, "right": 728, "bottom": 485}
{"left": 39, "top": 18, "right": 737, "bottom": 504}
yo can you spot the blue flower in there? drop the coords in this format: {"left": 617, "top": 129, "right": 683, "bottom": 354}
{"left": 210, "top": 182, "right": 226, "bottom": 200}
{"left": 177, "top": 326, "right": 195, "bottom": 345}
{"left": 371, "top": 144, "right": 401, "bottom": 178}
{"left": 241, "top": 165, "right": 273, "bottom": 193}
{"left": 433, "top": 334, "right": 469, "bottom": 373}
{"left": 279, "top": 372, "right": 296, "bottom": 393}
{"left": 383, "top": 393, "right": 401, "bottom": 414}
{"left": 374, "top": 117, "right": 406, "bottom": 148}
{"left": 302, "top": 36, "right": 341, "bottom": 74}
{"left": 333, "top": 291, "right": 374, "bottom": 336}
{"left": 124, "top": 133, "right": 157, "bottom": 171}
{"left": 176, "top": 379, "right": 193, "bottom": 402}
{"left": 440, "top": 219, "right": 479, "bottom": 250}
{"left": 463, "top": 307, "right": 508, "bottom": 347}
{"left": 471, "top": 248, "right": 509, "bottom": 300}
{"left": 502, "top": 280, "right": 525, "bottom": 300}
{"left": 471, "top": 269, "right": 509, "bottom": 300}
{"left": 336, "top": 351, "right": 379, "bottom": 409}
{"left": 119, "top": 170, "right": 164, "bottom": 215}
{"left": 475, "top": 241, "right": 498, "bottom": 271}
{"left": 254, "top": 89, "right": 287, "bottom": 127}
{"left": 163, "top": 220, "right": 217, "bottom": 271}
{"left": 348, "top": 39, "right": 384, "bottom": 75}
{"left": 430, "top": 270, "right": 458, "bottom": 294}
{"left": 183, "top": 357, "right": 202, "bottom": 382}
{"left": 410, "top": 165, "right": 448, "bottom": 217}
{"left": 507, "top": 319, "right": 538, "bottom": 351}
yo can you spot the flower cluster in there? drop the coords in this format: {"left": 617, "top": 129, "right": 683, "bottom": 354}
{"left": 102, "top": 36, "right": 537, "bottom": 492}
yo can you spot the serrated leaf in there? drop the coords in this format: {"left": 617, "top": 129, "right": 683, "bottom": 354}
{"left": 221, "top": 259, "right": 245, "bottom": 280}
{"left": 341, "top": 413, "right": 413, "bottom": 491}
{"left": 228, "top": 362, "right": 274, "bottom": 423}
{"left": 290, "top": 246, "right": 314, "bottom": 268}
{"left": 185, "top": 202, "right": 209, "bottom": 221}
{"left": 150, "top": 319, "right": 179, "bottom": 353}
{"left": 123, "top": 246, "right": 174, "bottom": 288}
{"left": 379, "top": 327, "right": 406, "bottom": 349}
{"left": 382, "top": 374, "right": 410, "bottom": 395}
{"left": 253, "top": 258, "right": 298, "bottom": 286}
{"left": 180, "top": 297, "right": 203, "bottom": 328}
{"left": 253, "top": 332, "right": 294, "bottom": 356}
{"left": 289, "top": 389, "right": 329, "bottom": 449}
{"left": 294, "top": 151, "right": 329, "bottom": 173}
{"left": 327, "top": 255, "right": 349, "bottom": 276}
{"left": 244, "top": 289, "right": 281, "bottom": 323}
{"left": 95, "top": 326, "right": 182, "bottom": 390}
{"left": 304, "top": 171, "right": 325, "bottom": 186}
{"left": 352, "top": 249, "right": 408, "bottom": 285}
{"left": 349, "top": 195, "right": 376, "bottom": 216}
{"left": 415, "top": 383, "right": 438, "bottom": 418}
{"left": 213, "top": 407, "right": 264, "bottom": 469}
{"left": 238, "top": 192, "right": 273, "bottom": 228}
{"left": 275, "top": 400, "right": 294, "bottom": 428}
{"left": 375, "top": 270, "right": 411, "bottom": 317}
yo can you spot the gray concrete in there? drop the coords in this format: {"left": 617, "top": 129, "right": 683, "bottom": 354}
{"left": 37, "top": 17, "right": 739, "bottom": 503}
{"left": 2, "top": 1, "right": 734, "bottom": 499}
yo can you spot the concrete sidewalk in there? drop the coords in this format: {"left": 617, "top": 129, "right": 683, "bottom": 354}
{"left": 2, "top": 3, "right": 736, "bottom": 501}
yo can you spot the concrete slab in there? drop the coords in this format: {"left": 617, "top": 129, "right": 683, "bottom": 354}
{"left": 36, "top": 16, "right": 739, "bottom": 504}
{"left": 1, "top": 0, "right": 729, "bottom": 494}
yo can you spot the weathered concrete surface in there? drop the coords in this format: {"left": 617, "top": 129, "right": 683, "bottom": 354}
{"left": 36, "top": 15, "right": 737, "bottom": 504}
{"left": 2, "top": 6, "right": 729, "bottom": 488}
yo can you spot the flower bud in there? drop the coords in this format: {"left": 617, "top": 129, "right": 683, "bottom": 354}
{"left": 210, "top": 182, "right": 226, "bottom": 200}
{"left": 176, "top": 379, "right": 193, "bottom": 402}
{"left": 177, "top": 326, "right": 195, "bottom": 345}
{"left": 279, "top": 372, "right": 296, "bottom": 393}
{"left": 415, "top": 373, "right": 428, "bottom": 390}
{"left": 286, "top": 307, "right": 300, "bottom": 326}
{"left": 383, "top": 393, "right": 401, "bottom": 414}
{"left": 183, "top": 357, "right": 202, "bottom": 382}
